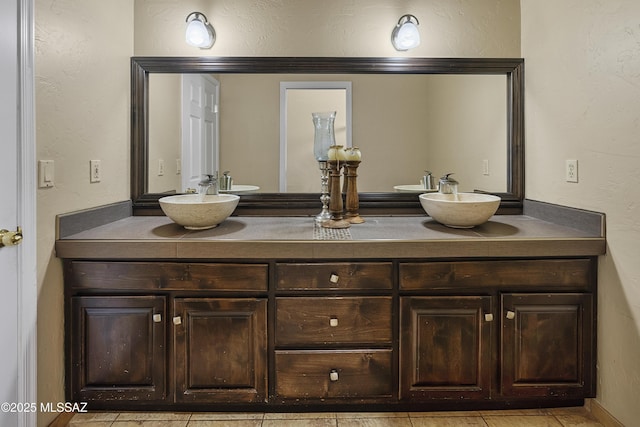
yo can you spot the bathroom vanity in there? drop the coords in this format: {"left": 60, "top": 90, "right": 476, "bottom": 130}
{"left": 56, "top": 200, "right": 605, "bottom": 411}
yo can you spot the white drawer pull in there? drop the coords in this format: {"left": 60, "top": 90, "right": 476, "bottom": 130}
{"left": 329, "top": 369, "right": 339, "bottom": 382}
{"left": 330, "top": 318, "right": 339, "bottom": 327}
{"left": 153, "top": 314, "right": 162, "bottom": 323}
{"left": 172, "top": 316, "right": 182, "bottom": 325}
{"left": 484, "top": 313, "right": 493, "bottom": 322}
{"left": 329, "top": 274, "right": 340, "bottom": 284}
{"left": 506, "top": 310, "right": 515, "bottom": 320}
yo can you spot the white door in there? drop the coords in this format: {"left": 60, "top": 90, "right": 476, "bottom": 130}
{"left": 181, "top": 74, "right": 219, "bottom": 191}
{"left": 1, "top": 0, "right": 37, "bottom": 426}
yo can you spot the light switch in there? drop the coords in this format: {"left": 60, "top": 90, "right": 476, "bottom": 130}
{"left": 38, "top": 160, "right": 54, "bottom": 188}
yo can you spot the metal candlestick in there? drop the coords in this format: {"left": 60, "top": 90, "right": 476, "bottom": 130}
{"left": 315, "top": 160, "right": 332, "bottom": 223}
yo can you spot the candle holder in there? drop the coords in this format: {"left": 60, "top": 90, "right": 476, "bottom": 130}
{"left": 312, "top": 111, "right": 337, "bottom": 223}
{"left": 344, "top": 160, "right": 365, "bottom": 224}
{"left": 315, "top": 160, "right": 332, "bottom": 223}
{"left": 322, "top": 160, "right": 350, "bottom": 229}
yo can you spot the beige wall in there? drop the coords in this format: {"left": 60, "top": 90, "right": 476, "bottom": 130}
{"left": 521, "top": 1, "right": 640, "bottom": 425}
{"left": 35, "top": 1, "right": 519, "bottom": 426}
{"left": 35, "top": 1, "right": 133, "bottom": 426}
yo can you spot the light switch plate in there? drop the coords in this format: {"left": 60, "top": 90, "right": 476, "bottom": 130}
{"left": 38, "top": 160, "right": 54, "bottom": 188}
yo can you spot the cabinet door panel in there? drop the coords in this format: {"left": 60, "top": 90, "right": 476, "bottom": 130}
{"left": 501, "top": 293, "right": 594, "bottom": 398}
{"left": 173, "top": 298, "right": 267, "bottom": 403}
{"left": 400, "top": 296, "right": 492, "bottom": 400}
{"left": 71, "top": 296, "right": 166, "bottom": 401}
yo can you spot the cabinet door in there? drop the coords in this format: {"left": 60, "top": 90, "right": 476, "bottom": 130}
{"left": 70, "top": 296, "right": 166, "bottom": 401}
{"left": 501, "top": 293, "right": 594, "bottom": 398}
{"left": 173, "top": 298, "right": 268, "bottom": 403}
{"left": 400, "top": 296, "right": 492, "bottom": 400}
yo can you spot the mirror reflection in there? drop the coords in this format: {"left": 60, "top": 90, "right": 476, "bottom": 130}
{"left": 147, "top": 73, "right": 507, "bottom": 195}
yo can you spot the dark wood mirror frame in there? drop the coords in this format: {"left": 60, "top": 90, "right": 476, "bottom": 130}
{"left": 131, "top": 56, "right": 524, "bottom": 216}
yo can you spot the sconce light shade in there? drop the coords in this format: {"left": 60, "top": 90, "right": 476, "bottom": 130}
{"left": 185, "top": 12, "right": 215, "bottom": 49}
{"left": 392, "top": 14, "right": 421, "bottom": 51}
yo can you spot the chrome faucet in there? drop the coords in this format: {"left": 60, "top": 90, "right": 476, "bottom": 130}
{"left": 198, "top": 174, "right": 218, "bottom": 195}
{"left": 439, "top": 173, "right": 459, "bottom": 194}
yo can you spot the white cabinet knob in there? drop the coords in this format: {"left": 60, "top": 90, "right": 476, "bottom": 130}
{"left": 172, "top": 316, "right": 182, "bottom": 325}
{"left": 484, "top": 313, "right": 494, "bottom": 322}
{"left": 329, "top": 274, "right": 340, "bottom": 284}
{"left": 330, "top": 318, "right": 339, "bottom": 327}
{"left": 329, "top": 370, "right": 339, "bottom": 382}
{"left": 153, "top": 314, "right": 162, "bottom": 323}
{"left": 506, "top": 310, "right": 515, "bottom": 320}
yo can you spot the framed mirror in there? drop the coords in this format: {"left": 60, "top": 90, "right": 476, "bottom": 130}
{"left": 132, "top": 57, "right": 524, "bottom": 215}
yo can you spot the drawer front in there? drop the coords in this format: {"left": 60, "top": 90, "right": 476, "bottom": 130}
{"left": 276, "top": 297, "right": 392, "bottom": 346}
{"left": 276, "top": 262, "right": 392, "bottom": 290}
{"left": 275, "top": 350, "right": 393, "bottom": 399}
{"left": 400, "top": 259, "right": 593, "bottom": 290}
{"left": 67, "top": 261, "right": 268, "bottom": 291}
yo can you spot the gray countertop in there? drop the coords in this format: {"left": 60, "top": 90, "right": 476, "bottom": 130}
{"left": 55, "top": 210, "right": 606, "bottom": 260}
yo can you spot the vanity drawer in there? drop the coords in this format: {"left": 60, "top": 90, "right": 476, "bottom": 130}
{"left": 399, "top": 259, "right": 593, "bottom": 290}
{"left": 67, "top": 261, "right": 268, "bottom": 292}
{"left": 276, "top": 297, "right": 392, "bottom": 346}
{"left": 276, "top": 262, "right": 393, "bottom": 290}
{"left": 275, "top": 349, "right": 393, "bottom": 399}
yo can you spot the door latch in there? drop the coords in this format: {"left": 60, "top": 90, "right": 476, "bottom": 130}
{"left": 0, "top": 226, "right": 23, "bottom": 248}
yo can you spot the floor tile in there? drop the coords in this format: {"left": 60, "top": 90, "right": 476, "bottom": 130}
{"left": 483, "top": 415, "right": 563, "bottom": 427}
{"left": 69, "top": 412, "right": 119, "bottom": 423}
{"left": 188, "top": 413, "right": 264, "bottom": 421}
{"left": 67, "top": 422, "right": 115, "bottom": 427}
{"left": 186, "top": 420, "right": 262, "bottom": 427}
{"left": 337, "top": 418, "right": 413, "bottom": 427}
{"left": 554, "top": 415, "right": 604, "bottom": 427}
{"left": 410, "top": 411, "right": 483, "bottom": 418}
{"left": 337, "top": 412, "right": 409, "bottom": 419}
{"left": 410, "top": 416, "right": 488, "bottom": 427}
{"left": 263, "top": 412, "right": 337, "bottom": 420}
{"left": 261, "top": 419, "right": 337, "bottom": 427}
{"left": 111, "top": 421, "right": 188, "bottom": 427}
{"left": 479, "top": 409, "right": 550, "bottom": 416}
{"left": 116, "top": 412, "right": 191, "bottom": 421}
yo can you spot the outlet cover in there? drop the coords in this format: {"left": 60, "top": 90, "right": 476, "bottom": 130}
{"left": 566, "top": 159, "right": 578, "bottom": 182}
{"left": 90, "top": 160, "right": 101, "bottom": 183}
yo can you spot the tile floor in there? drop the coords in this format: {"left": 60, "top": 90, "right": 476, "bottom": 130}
{"left": 66, "top": 407, "right": 605, "bottom": 426}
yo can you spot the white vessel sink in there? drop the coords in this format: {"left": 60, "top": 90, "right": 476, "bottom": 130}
{"left": 159, "top": 194, "right": 240, "bottom": 230}
{"left": 419, "top": 192, "right": 501, "bottom": 228}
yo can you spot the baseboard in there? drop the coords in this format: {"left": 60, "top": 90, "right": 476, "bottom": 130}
{"left": 47, "top": 412, "right": 74, "bottom": 427}
{"left": 588, "top": 399, "right": 625, "bottom": 427}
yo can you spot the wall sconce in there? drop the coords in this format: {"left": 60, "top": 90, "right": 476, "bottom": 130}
{"left": 391, "top": 14, "right": 421, "bottom": 51}
{"left": 185, "top": 12, "right": 215, "bottom": 49}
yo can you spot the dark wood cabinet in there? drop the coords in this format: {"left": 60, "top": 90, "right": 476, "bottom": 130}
{"left": 65, "top": 257, "right": 596, "bottom": 410}
{"left": 400, "top": 296, "right": 492, "bottom": 400}
{"left": 173, "top": 298, "right": 268, "bottom": 403}
{"left": 500, "top": 293, "right": 594, "bottom": 398}
{"left": 70, "top": 296, "right": 166, "bottom": 402}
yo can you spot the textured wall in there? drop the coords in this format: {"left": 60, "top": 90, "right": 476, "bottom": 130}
{"left": 521, "top": 1, "right": 640, "bottom": 425}
{"left": 35, "top": 1, "right": 133, "bottom": 426}
{"left": 134, "top": 0, "right": 520, "bottom": 57}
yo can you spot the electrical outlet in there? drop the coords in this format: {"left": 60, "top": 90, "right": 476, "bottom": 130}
{"left": 158, "top": 159, "right": 165, "bottom": 176}
{"left": 482, "top": 159, "right": 490, "bottom": 176}
{"left": 566, "top": 159, "right": 578, "bottom": 182}
{"left": 176, "top": 159, "right": 181, "bottom": 174}
{"left": 90, "top": 160, "right": 101, "bottom": 183}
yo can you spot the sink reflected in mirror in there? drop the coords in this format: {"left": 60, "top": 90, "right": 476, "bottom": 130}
{"left": 159, "top": 194, "right": 240, "bottom": 230}
{"left": 419, "top": 193, "right": 501, "bottom": 228}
